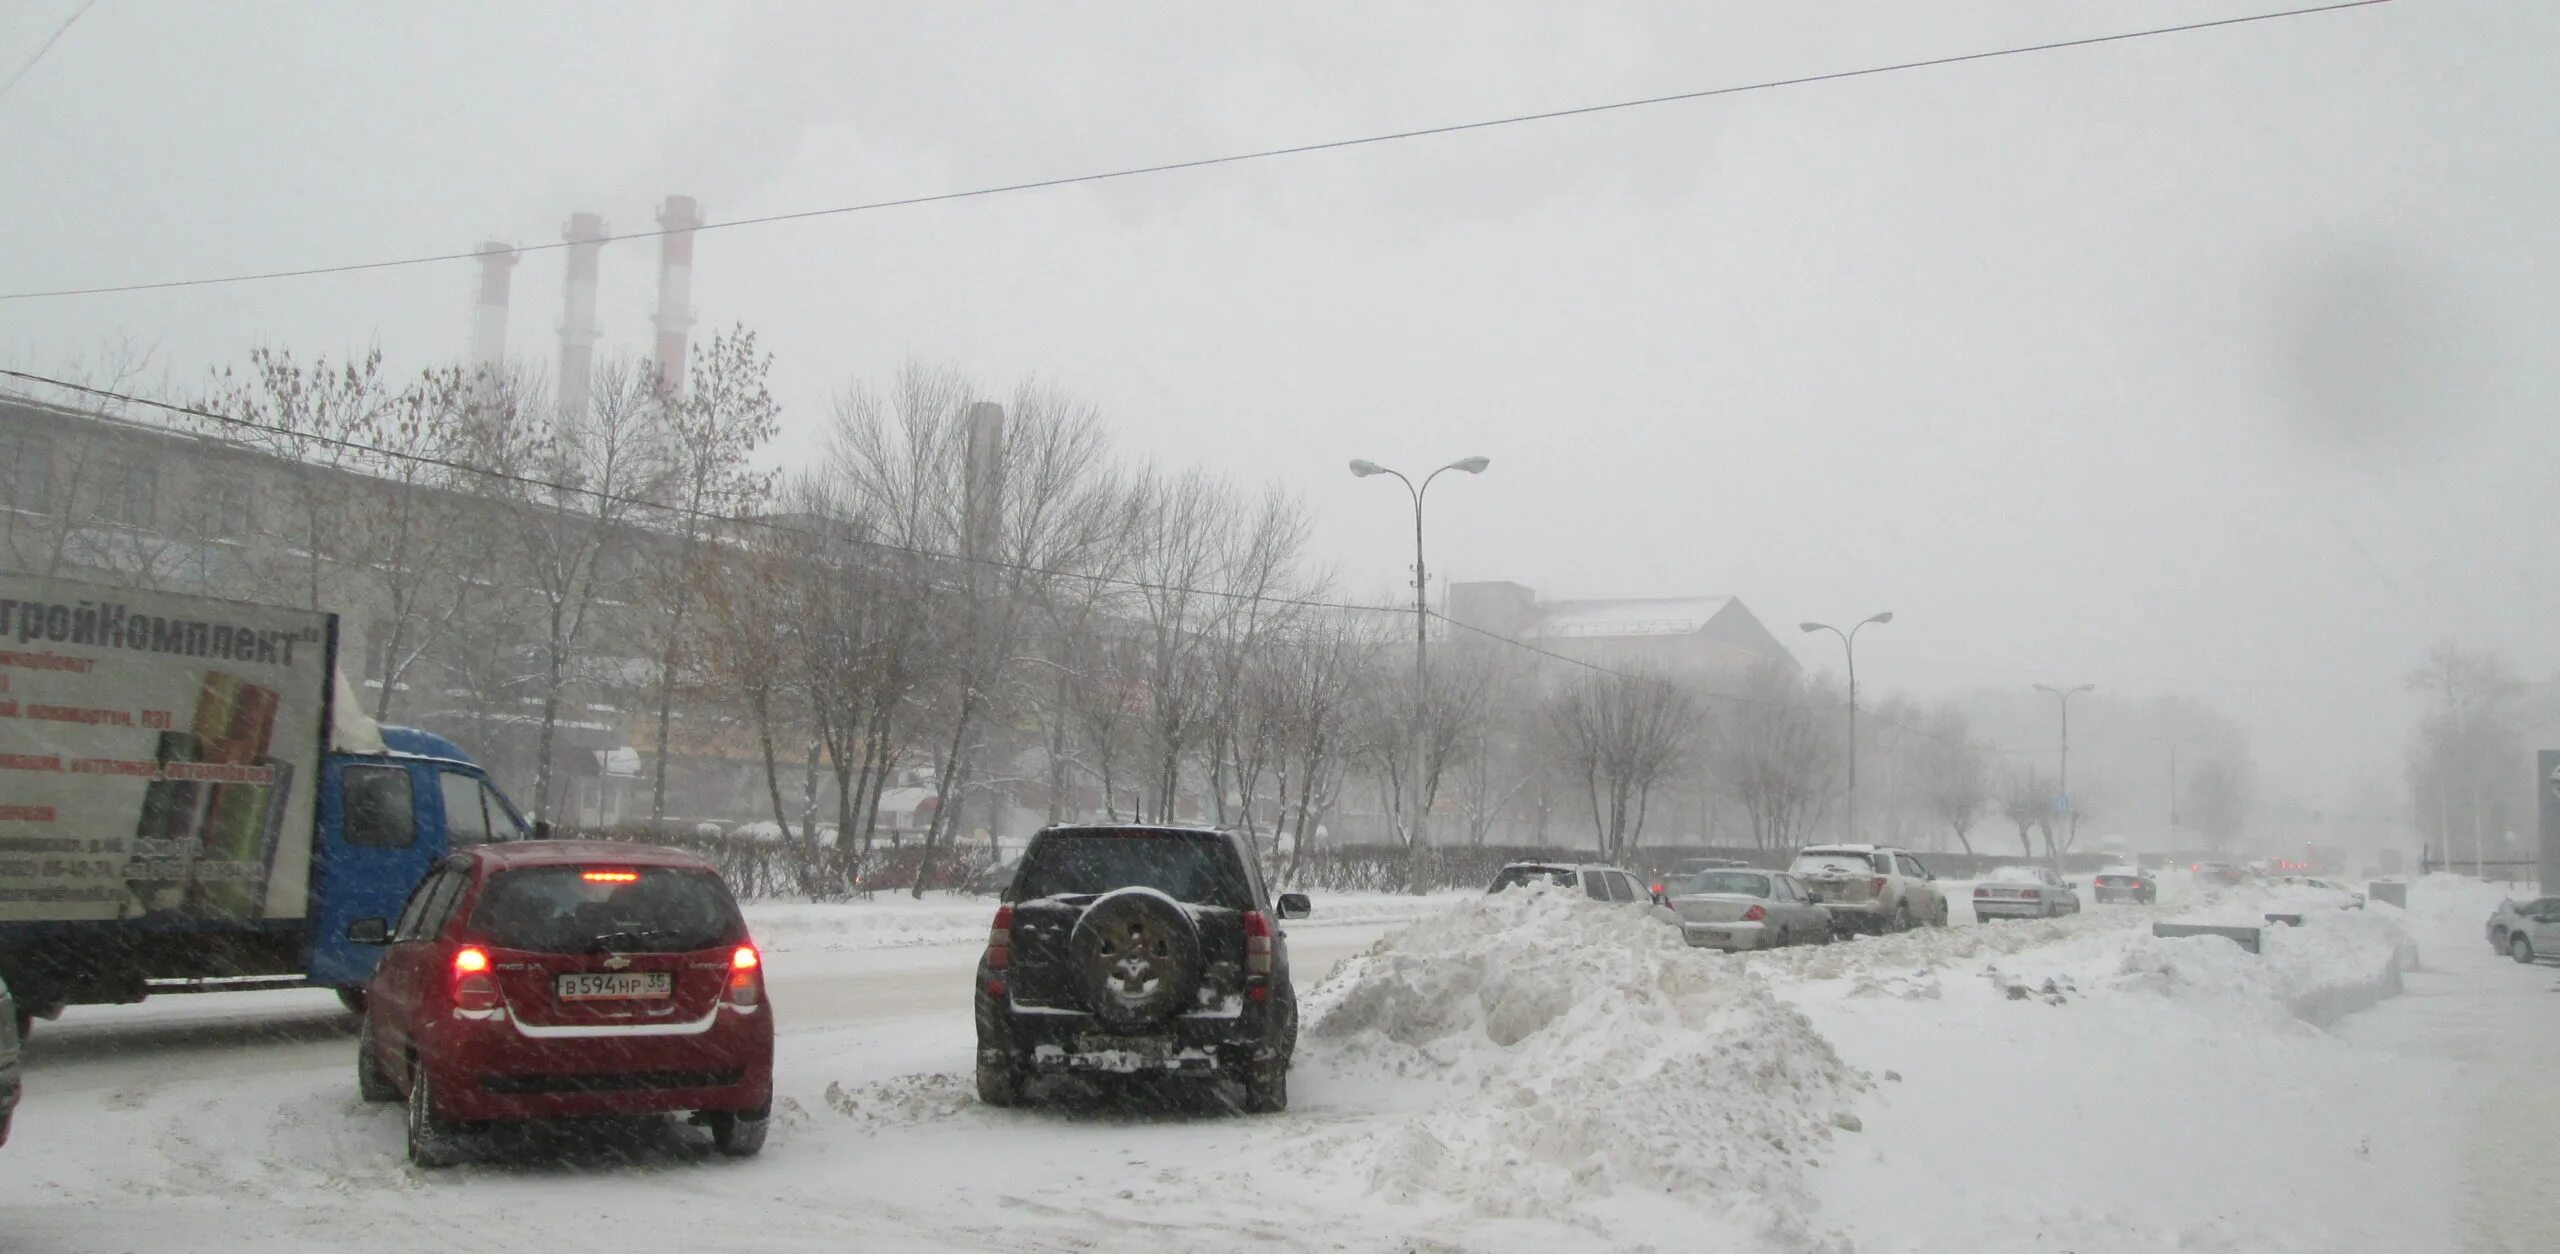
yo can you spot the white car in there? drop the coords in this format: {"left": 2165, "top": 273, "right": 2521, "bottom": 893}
{"left": 1971, "top": 864, "right": 2082, "bottom": 921}
{"left": 1659, "top": 869, "right": 1833, "bottom": 951}
{"left": 1787, "top": 845, "right": 1950, "bottom": 934}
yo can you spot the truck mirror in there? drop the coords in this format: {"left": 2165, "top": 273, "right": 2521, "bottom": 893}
{"left": 1276, "top": 892, "right": 1311, "bottom": 921}
{"left": 345, "top": 917, "right": 389, "bottom": 945}
{"left": 532, "top": 819, "right": 554, "bottom": 842}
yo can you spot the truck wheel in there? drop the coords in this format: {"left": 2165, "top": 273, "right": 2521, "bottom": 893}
{"left": 705, "top": 1110, "right": 768, "bottom": 1157}
{"left": 976, "top": 1056, "right": 1025, "bottom": 1108}
{"left": 336, "top": 988, "right": 367, "bottom": 1015}
{"left": 404, "top": 1062, "right": 465, "bottom": 1169}
{"left": 2512, "top": 934, "right": 2536, "bottom": 965}
{"left": 1242, "top": 1062, "right": 1289, "bottom": 1114}
{"left": 357, "top": 1017, "right": 399, "bottom": 1103}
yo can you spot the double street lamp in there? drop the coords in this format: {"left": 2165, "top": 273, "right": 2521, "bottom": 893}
{"left": 1350, "top": 455, "right": 1489, "bottom": 864}
{"left": 2034, "top": 682, "right": 2097, "bottom": 857}
{"left": 1799, "top": 611, "right": 1892, "bottom": 841}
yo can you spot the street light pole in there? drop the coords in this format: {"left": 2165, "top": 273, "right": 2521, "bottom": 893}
{"left": 2153, "top": 735, "right": 2196, "bottom": 851}
{"left": 1799, "top": 611, "right": 1894, "bottom": 841}
{"left": 1351, "top": 455, "right": 1488, "bottom": 884}
{"left": 2033, "top": 683, "right": 2096, "bottom": 863}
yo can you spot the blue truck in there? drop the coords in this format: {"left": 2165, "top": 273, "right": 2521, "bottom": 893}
{"left": 0, "top": 573, "right": 532, "bottom": 1036}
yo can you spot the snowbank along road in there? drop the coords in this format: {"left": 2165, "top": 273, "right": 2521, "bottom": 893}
{"left": 0, "top": 877, "right": 2543, "bottom": 1252}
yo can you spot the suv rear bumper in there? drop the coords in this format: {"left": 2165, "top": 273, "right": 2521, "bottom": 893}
{"left": 979, "top": 996, "right": 1288, "bottom": 1076}
{"left": 1816, "top": 900, "right": 1892, "bottom": 931}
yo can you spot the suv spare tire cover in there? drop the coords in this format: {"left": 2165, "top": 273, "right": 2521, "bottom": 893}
{"left": 1068, "top": 887, "right": 1206, "bottom": 1028}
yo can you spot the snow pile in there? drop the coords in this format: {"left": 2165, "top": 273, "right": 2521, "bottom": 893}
{"left": 745, "top": 890, "right": 1462, "bottom": 953}
{"left": 1295, "top": 886, "right": 1865, "bottom": 1246}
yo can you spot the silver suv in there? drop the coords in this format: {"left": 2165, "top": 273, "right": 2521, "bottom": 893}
{"left": 1787, "top": 845, "right": 1950, "bottom": 934}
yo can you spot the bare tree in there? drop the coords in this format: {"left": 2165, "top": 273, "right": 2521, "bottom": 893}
{"left": 2184, "top": 758, "right": 2250, "bottom": 854}
{"left": 1267, "top": 608, "right": 1380, "bottom": 881}
{"left": 1913, "top": 705, "right": 1992, "bottom": 855}
{"left": 2404, "top": 641, "right": 2525, "bottom": 871}
{"left": 641, "top": 326, "right": 780, "bottom": 825}
{"left": 1999, "top": 765, "right": 2056, "bottom": 859}
{"left": 1543, "top": 666, "right": 1697, "bottom": 862}
{"left": 1712, "top": 665, "right": 1838, "bottom": 851}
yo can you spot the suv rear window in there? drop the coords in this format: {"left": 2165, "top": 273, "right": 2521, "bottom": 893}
{"left": 1490, "top": 865, "right": 1577, "bottom": 892}
{"left": 1011, "top": 831, "right": 1251, "bottom": 908}
{"left": 467, "top": 865, "right": 744, "bottom": 954}
{"left": 1791, "top": 849, "right": 1891, "bottom": 876}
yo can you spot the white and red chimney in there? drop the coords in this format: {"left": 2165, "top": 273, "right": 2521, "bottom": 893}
{"left": 557, "top": 211, "right": 607, "bottom": 420}
{"left": 469, "top": 241, "right": 517, "bottom": 373}
{"left": 652, "top": 195, "right": 702, "bottom": 396}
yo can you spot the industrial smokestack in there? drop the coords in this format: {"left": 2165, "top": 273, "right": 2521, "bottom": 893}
{"left": 469, "top": 241, "right": 517, "bottom": 373}
{"left": 558, "top": 211, "right": 607, "bottom": 420}
{"left": 652, "top": 195, "right": 702, "bottom": 396}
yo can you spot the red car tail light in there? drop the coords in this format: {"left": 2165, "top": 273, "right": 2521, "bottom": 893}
{"left": 1741, "top": 904, "right": 1766, "bottom": 922}
{"left": 451, "top": 946, "right": 501, "bottom": 1017}
{"left": 727, "top": 944, "right": 763, "bottom": 1009}
{"left": 1243, "top": 909, "right": 1275, "bottom": 1003}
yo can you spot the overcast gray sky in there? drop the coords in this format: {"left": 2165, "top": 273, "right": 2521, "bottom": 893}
{"left": 2, "top": 0, "right": 2552, "bottom": 813}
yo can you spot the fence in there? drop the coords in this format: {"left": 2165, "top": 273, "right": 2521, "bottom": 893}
{"left": 556, "top": 824, "right": 999, "bottom": 900}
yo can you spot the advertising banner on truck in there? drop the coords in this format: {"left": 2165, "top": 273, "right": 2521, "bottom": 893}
{"left": 0, "top": 573, "right": 332, "bottom": 924}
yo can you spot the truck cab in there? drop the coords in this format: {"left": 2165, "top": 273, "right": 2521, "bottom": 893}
{"left": 302, "top": 727, "right": 533, "bottom": 991}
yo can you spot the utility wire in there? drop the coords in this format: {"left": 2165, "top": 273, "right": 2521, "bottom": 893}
{"left": 0, "top": 0, "right": 93, "bottom": 104}
{"left": 0, "top": 0, "right": 2392, "bottom": 302}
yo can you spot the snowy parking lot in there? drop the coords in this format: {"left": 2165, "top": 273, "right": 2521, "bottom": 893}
{"left": 2, "top": 876, "right": 2551, "bottom": 1252}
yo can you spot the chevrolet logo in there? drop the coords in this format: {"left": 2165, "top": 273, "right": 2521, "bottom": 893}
{"left": 602, "top": 954, "right": 632, "bottom": 970}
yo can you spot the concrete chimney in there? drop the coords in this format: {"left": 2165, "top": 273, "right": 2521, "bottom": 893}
{"left": 469, "top": 241, "right": 517, "bottom": 372}
{"left": 652, "top": 195, "right": 703, "bottom": 396}
{"left": 558, "top": 211, "right": 607, "bottom": 420}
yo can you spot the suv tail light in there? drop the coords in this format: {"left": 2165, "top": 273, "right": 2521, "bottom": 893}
{"left": 1871, "top": 876, "right": 1888, "bottom": 896}
{"left": 451, "top": 946, "right": 502, "bottom": 1019}
{"left": 981, "top": 905, "right": 1013, "bottom": 1000}
{"left": 1242, "top": 909, "right": 1275, "bottom": 1003}
{"left": 726, "top": 944, "right": 763, "bottom": 1009}
{"left": 1741, "top": 903, "right": 1766, "bottom": 922}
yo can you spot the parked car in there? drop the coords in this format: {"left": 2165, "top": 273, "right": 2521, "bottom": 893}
{"left": 2091, "top": 866, "right": 2157, "bottom": 904}
{"left": 1972, "top": 865, "right": 2083, "bottom": 921}
{"left": 2191, "top": 861, "right": 2246, "bottom": 886}
{"left": 1787, "top": 845, "right": 1949, "bottom": 934}
{"left": 975, "top": 825, "right": 1309, "bottom": 1113}
{"left": 2487, "top": 898, "right": 2560, "bottom": 963}
{"left": 1648, "top": 857, "right": 1752, "bottom": 899}
{"left": 0, "top": 974, "right": 18, "bottom": 1149}
{"left": 350, "top": 841, "right": 774, "bottom": 1168}
{"left": 1489, "top": 862, "right": 1655, "bottom": 908}
{"left": 1660, "top": 870, "right": 1831, "bottom": 951}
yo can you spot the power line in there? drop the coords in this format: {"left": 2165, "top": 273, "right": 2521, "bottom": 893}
{"left": 0, "top": 0, "right": 93, "bottom": 104}
{"left": 0, "top": 0, "right": 2392, "bottom": 302}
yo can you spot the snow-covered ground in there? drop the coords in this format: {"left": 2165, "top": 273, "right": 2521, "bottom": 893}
{"left": 1, "top": 874, "right": 2545, "bottom": 1252}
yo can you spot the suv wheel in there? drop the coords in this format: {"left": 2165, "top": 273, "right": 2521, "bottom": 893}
{"left": 2512, "top": 934, "right": 2536, "bottom": 965}
{"left": 1892, "top": 902, "right": 1912, "bottom": 933}
{"left": 357, "top": 1017, "right": 398, "bottom": 1103}
{"left": 404, "top": 1062, "right": 465, "bottom": 1169}
{"left": 976, "top": 1055, "right": 1025, "bottom": 1108}
{"left": 705, "top": 1109, "right": 768, "bottom": 1158}
{"left": 1242, "top": 1062, "right": 1288, "bottom": 1114}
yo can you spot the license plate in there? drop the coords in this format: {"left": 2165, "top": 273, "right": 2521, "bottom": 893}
{"left": 556, "top": 971, "right": 672, "bottom": 1001}
{"left": 1079, "top": 1034, "right": 1170, "bottom": 1058}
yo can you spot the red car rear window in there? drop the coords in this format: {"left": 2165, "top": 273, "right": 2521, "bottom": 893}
{"left": 467, "top": 865, "right": 744, "bottom": 954}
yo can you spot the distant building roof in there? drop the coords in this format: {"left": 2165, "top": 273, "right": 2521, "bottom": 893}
{"left": 1533, "top": 596, "right": 1736, "bottom": 639}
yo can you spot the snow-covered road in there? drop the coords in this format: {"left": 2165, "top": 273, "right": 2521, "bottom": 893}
{"left": 0, "top": 878, "right": 2544, "bottom": 1252}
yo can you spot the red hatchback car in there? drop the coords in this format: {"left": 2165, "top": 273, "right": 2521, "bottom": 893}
{"left": 350, "top": 841, "right": 773, "bottom": 1167}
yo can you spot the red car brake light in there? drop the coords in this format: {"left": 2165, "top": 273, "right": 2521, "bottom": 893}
{"left": 451, "top": 946, "right": 501, "bottom": 1017}
{"left": 726, "top": 944, "right": 763, "bottom": 1008}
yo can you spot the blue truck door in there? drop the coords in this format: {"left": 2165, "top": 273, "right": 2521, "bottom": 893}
{"left": 305, "top": 758, "right": 443, "bottom": 988}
